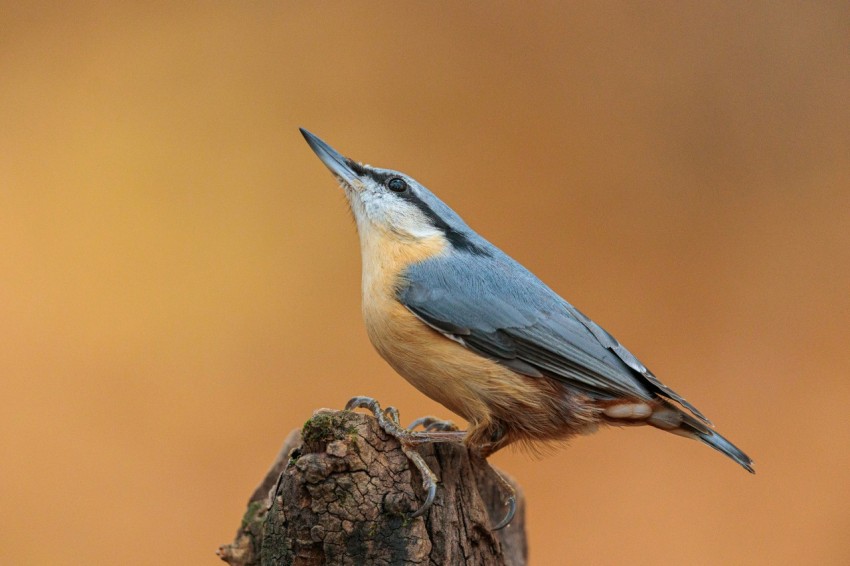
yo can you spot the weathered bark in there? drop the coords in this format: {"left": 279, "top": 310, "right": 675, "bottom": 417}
{"left": 218, "top": 409, "right": 527, "bottom": 566}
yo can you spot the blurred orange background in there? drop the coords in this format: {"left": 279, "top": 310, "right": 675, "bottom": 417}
{"left": 2, "top": 2, "right": 849, "bottom": 564}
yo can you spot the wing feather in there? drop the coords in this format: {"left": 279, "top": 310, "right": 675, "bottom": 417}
{"left": 398, "top": 252, "right": 709, "bottom": 424}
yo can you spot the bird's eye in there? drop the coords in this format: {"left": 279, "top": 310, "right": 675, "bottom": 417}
{"left": 387, "top": 177, "right": 407, "bottom": 193}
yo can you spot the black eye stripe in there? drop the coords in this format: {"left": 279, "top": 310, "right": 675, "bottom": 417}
{"left": 397, "top": 188, "right": 492, "bottom": 257}
{"left": 353, "top": 165, "right": 490, "bottom": 256}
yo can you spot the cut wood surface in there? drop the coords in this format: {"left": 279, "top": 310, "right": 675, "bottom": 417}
{"left": 218, "top": 409, "right": 527, "bottom": 565}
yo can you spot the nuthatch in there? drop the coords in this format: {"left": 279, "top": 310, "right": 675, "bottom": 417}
{"left": 300, "top": 128, "right": 753, "bottom": 529}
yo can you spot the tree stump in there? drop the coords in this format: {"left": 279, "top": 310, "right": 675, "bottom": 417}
{"left": 218, "top": 409, "right": 527, "bottom": 565}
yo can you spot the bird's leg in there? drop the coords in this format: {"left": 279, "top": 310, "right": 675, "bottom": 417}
{"left": 344, "top": 396, "right": 466, "bottom": 518}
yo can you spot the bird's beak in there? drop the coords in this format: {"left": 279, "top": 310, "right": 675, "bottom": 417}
{"left": 300, "top": 128, "right": 361, "bottom": 186}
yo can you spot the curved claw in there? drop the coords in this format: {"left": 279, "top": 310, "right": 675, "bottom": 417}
{"left": 383, "top": 406, "right": 401, "bottom": 425}
{"left": 407, "top": 416, "right": 444, "bottom": 431}
{"left": 426, "top": 420, "right": 458, "bottom": 432}
{"left": 345, "top": 397, "right": 404, "bottom": 437}
{"left": 407, "top": 416, "right": 432, "bottom": 431}
{"left": 399, "top": 442, "right": 440, "bottom": 520}
{"left": 407, "top": 416, "right": 459, "bottom": 432}
{"left": 491, "top": 493, "right": 517, "bottom": 531}
{"left": 409, "top": 479, "right": 438, "bottom": 518}
{"left": 345, "top": 396, "right": 379, "bottom": 412}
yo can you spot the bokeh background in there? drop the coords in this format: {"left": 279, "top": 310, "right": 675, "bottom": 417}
{"left": 2, "top": 2, "right": 849, "bottom": 564}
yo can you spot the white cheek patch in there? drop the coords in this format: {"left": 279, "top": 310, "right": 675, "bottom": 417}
{"left": 402, "top": 216, "right": 442, "bottom": 239}
{"left": 357, "top": 189, "right": 441, "bottom": 240}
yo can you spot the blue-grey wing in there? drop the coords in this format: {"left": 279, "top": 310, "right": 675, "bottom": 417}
{"left": 398, "top": 251, "right": 709, "bottom": 423}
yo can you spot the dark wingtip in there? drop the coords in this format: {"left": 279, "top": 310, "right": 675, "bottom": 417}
{"left": 680, "top": 398, "right": 713, "bottom": 427}
{"left": 697, "top": 429, "right": 755, "bottom": 474}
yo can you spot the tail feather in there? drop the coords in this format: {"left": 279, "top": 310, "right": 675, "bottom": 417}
{"left": 692, "top": 427, "right": 755, "bottom": 473}
{"left": 647, "top": 401, "right": 755, "bottom": 473}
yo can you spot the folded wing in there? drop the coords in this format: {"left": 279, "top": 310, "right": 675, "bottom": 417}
{"left": 398, "top": 252, "right": 709, "bottom": 424}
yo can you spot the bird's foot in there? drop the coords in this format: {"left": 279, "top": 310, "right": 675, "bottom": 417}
{"left": 345, "top": 396, "right": 467, "bottom": 445}
{"left": 407, "top": 415, "right": 460, "bottom": 432}
{"left": 344, "top": 396, "right": 465, "bottom": 519}
{"left": 344, "top": 396, "right": 515, "bottom": 529}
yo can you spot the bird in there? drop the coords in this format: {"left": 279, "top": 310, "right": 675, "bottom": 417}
{"left": 299, "top": 128, "right": 753, "bottom": 528}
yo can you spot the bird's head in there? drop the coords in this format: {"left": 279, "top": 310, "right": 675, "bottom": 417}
{"left": 301, "top": 128, "right": 484, "bottom": 254}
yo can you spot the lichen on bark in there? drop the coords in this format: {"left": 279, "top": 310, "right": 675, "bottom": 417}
{"left": 218, "top": 409, "right": 527, "bottom": 566}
